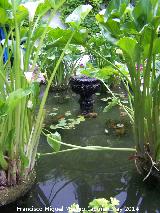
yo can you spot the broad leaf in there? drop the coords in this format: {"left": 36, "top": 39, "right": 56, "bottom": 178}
{"left": 0, "top": 0, "right": 11, "bottom": 9}
{"left": 47, "top": 132, "right": 61, "bottom": 152}
{"left": 107, "top": 0, "right": 129, "bottom": 14}
{"left": 47, "top": 28, "right": 88, "bottom": 47}
{"left": 16, "top": 5, "right": 28, "bottom": 23}
{"left": 133, "top": 0, "right": 160, "bottom": 29}
{"left": 117, "top": 37, "right": 138, "bottom": 60}
{"left": 0, "top": 7, "right": 8, "bottom": 24}
{"left": 22, "top": 0, "right": 45, "bottom": 22}
{"left": 36, "top": 1, "right": 51, "bottom": 17}
{"left": 46, "top": 0, "right": 66, "bottom": 10}
{"left": 6, "top": 88, "right": 31, "bottom": 112}
{"left": 65, "top": 4, "right": 92, "bottom": 28}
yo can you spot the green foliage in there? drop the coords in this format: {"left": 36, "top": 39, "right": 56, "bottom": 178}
{"left": 60, "top": 0, "right": 106, "bottom": 33}
{"left": 96, "top": 0, "right": 160, "bottom": 169}
{"left": 103, "top": 97, "right": 119, "bottom": 112}
{"left": 50, "top": 114, "right": 85, "bottom": 130}
{"left": 47, "top": 132, "right": 61, "bottom": 152}
{"left": 86, "top": 33, "right": 118, "bottom": 68}
{"left": 65, "top": 4, "right": 93, "bottom": 28}
{"left": 81, "top": 64, "right": 119, "bottom": 86}
{"left": 37, "top": 28, "right": 85, "bottom": 88}
{"left": 68, "top": 197, "right": 120, "bottom": 213}
{"left": 117, "top": 37, "right": 138, "bottom": 60}
{"left": 0, "top": 2, "right": 92, "bottom": 186}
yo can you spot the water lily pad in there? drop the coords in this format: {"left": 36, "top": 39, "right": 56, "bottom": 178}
{"left": 49, "top": 112, "right": 57, "bottom": 116}
{"left": 121, "top": 100, "right": 128, "bottom": 104}
{"left": 101, "top": 97, "right": 111, "bottom": 102}
{"left": 65, "top": 111, "right": 72, "bottom": 116}
{"left": 50, "top": 115, "right": 85, "bottom": 130}
{"left": 52, "top": 107, "right": 58, "bottom": 111}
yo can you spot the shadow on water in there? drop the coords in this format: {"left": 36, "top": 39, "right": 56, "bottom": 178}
{"left": 1, "top": 91, "right": 160, "bottom": 213}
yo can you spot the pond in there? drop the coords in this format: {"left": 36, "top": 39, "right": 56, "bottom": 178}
{"left": 1, "top": 90, "right": 160, "bottom": 213}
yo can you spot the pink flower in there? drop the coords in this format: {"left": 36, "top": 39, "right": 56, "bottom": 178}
{"left": 80, "top": 63, "right": 84, "bottom": 68}
{"left": 136, "top": 64, "right": 143, "bottom": 71}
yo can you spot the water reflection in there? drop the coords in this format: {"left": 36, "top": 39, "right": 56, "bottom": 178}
{"left": 1, "top": 92, "right": 160, "bottom": 212}
{"left": 34, "top": 168, "right": 160, "bottom": 212}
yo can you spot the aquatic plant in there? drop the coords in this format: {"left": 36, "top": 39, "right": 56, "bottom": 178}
{"left": 0, "top": 0, "right": 69, "bottom": 186}
{"left": 95, "top": 0, "right": 160, "bottom": 178}
{"left": 0, "top": 0, "right": 92, "bottom": 187}
{"left": 68, "top": 197, "right": 120, "bottom": 213}
{"left": 37, "top": 31, "right": 87, "bottom": 90}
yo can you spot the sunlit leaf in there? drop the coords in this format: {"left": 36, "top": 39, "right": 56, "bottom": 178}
{"left": 22, "top": 0, "right": 44, "bottom": 21}
{"left": 6, "top": 88, "right": 31, "bottom": 112}
{"left": 0, "top": 0, "right": 11, "bottom": 9}
{"left": 117, "top": 37, "right": 138, "bottom": 59}
{"left": 47, "top": 132, "right": 61, "bottom": 152}
{"left": 65, "top": 4, "right": 92, "bottom": 28}
{"left": 16, "top": 5, "right": 28, "bottom": 23}
{"left": 0, "top": 7, "right": 8, "bottom": 24}
{"left": 65, "top": 111, "right": 72, "bottom": 116}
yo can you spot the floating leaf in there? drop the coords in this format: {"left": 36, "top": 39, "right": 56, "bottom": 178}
{"left": 65, "top": 111, "right": 72, "bottom": 116}
{"left": 95, "top": 93, "right": 101, "bottom": 96}
{"left": 52, "top": 107, "right": 58, "bottom": 111}
{"left": 58, "top": 118, "right": 67, "bottom": 126}
{"left": 121, "top": 100, "right": 128, "bottom": 104}
{"left": 50, "top": 115, "right": 85, "bottom": 130}
{"left": 77, "top": 116, "right": 85, "bottom": 122}
{"left": 101, "top": 97, "right": 112, "bottom": 102}
{"left": 49, "top": 112, "right": 57, "bottom": 116}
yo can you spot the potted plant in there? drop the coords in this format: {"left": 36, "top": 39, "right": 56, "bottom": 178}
{"left": 0, "top": 0, "right": 92, "bottom": 205}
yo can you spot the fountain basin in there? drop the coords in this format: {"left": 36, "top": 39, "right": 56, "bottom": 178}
{"left": 70, "top": 75, "right": 100, "bottom": 115}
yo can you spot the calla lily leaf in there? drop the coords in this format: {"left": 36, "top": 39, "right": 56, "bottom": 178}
{"left": 22, "top": 0, "right": 45, "bottom": 22}
{"left": 117, "top": 37, "right": 138, "bottom": 59}
{"left": 65, "top": 4, "right": 92, "bottom": 28}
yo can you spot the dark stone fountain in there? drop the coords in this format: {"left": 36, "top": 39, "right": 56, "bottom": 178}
{"left": 70, "top": 75, "right": 100, "bottom": 115}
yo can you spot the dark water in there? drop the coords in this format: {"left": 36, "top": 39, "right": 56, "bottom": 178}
{"left": 1, "top": 91, "right": 160, "bottom": 213}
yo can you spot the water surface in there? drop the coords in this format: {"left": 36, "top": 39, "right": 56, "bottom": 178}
{"left": 1, "top": 91, "right": 160, "bottom": 213}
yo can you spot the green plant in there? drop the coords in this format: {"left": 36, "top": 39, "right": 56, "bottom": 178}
{"left": 68, "top": 197, "right": 120, "bottom": 213}
{"left": 37, "top": 29, "right": 86, "bottom": 89}
{"left": 60, "top": 0, "right": 104, "bottom": 34}
{"left": 0, "top": 1, "right": 92, "bottom": 187}
{"left": 85, "top": 33, "right": 118, "bottom": 68}
{"left": 0, "top": 0, "right": 69, "bottom": 186}
{"left": 95, "top": 0, "right": 160, "bottom": 178}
